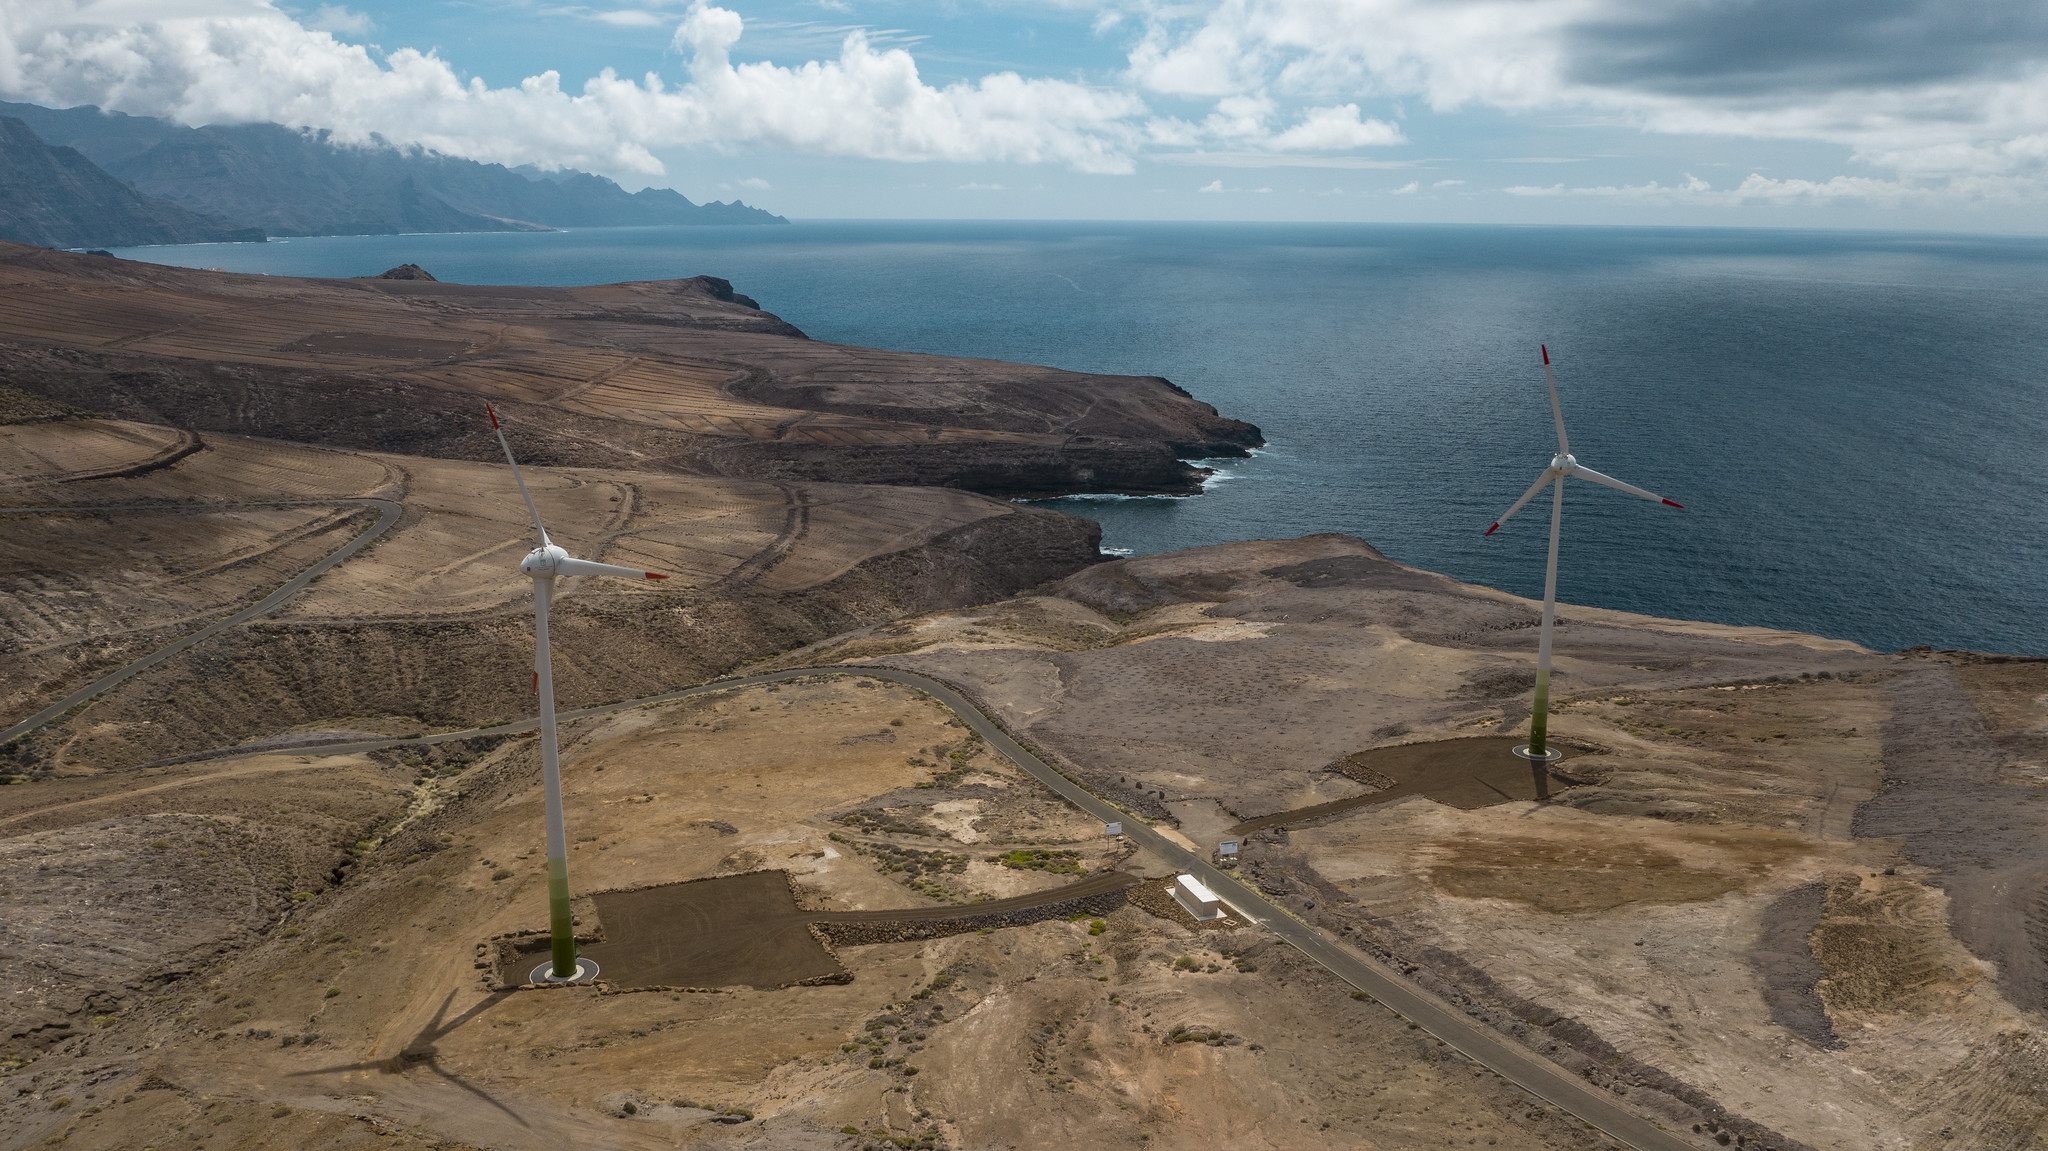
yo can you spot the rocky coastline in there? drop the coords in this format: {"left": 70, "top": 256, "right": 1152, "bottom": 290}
{"left": 0, "top": 243, "right": 1261, "bottom": 498}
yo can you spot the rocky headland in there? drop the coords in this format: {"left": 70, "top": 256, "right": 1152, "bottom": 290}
{"left": 0, "top": 243, "right": 1259, "bottom": 496}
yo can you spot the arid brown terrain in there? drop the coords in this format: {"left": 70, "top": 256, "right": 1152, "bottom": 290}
{"left": 0, "top": 243, "right": 1260, "bottom": 497}
{"left": 4, "top": 262, "right": 2045, "bottom": 1151}
{"left": 0, "top": 416, "right": 1097, "bottom": 773}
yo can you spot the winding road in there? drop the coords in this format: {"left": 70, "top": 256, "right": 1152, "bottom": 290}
{"left": 0, "top": 495, "right": 1696, "bottom": 1149}
{"left": 0, "top": 498, "right": 404, "bottom": 747}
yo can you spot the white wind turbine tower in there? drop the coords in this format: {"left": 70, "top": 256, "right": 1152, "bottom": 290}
{"left": 486, "top": 403, "right": 670, "bottom": 983}
{"left": 1484, "top": 346, "right": 1683, "bottom": 766}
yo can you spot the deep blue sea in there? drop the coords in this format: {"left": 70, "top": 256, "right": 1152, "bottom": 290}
{"left": 113, "top": 222, "right": 2048, "bottom": 656}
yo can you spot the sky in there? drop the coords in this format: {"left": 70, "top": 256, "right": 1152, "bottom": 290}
{"left": 6, "top": 1, "right": 2048, "bottom": 231}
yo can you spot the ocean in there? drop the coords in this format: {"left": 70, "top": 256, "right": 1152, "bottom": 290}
{"left": 112, "top": 221, "right": 2048, "bottom": 656}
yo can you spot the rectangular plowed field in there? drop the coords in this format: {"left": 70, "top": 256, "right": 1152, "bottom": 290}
{"left": 573, "top": 870, "right": 845, "bottom": 990}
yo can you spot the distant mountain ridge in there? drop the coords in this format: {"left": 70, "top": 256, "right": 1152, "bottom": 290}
{"left": 0, "top": 101, "right": 787, "bottom": 240}
{"left": 0, "top": 117, "right": 265, "bottom": 248}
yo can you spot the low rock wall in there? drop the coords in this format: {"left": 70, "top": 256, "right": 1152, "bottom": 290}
{"left": 815, "top": 886, "right": 1128, "bottom": 947}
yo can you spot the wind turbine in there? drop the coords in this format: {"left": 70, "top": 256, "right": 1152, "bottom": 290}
{"left": 1483, "top": 346, "right": 1682, "bottom": 765}
{"left": 486, "top": 403, "right": 669, "bottom": 983}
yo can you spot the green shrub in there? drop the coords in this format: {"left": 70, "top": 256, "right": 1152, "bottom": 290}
{"left": 991, "top": 849, "right": 1084, "bottom": 875}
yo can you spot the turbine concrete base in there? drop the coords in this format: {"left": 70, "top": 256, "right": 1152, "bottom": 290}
{"left": 1512, "top": 744, "right": 1564, "bottom": 763}
{"left": 530, "top": 957, "right": 600, "bottom": 985}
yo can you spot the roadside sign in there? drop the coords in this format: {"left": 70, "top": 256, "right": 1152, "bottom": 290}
{"left": 1218, "top": 840, "right": 1239, "bottom": 856}
{"left": 1104, "top": 821, "right": 1122, "bottom": 836}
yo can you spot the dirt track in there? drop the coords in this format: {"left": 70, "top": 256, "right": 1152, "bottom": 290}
{"left": 10, "top": 414, "right": 2048, "bottom": 1149}
{"left": 0, "top": 420, "right": 1101, "bottom": 772}
{"left": 0, "top": 495, "right": 401, "bottom": 745}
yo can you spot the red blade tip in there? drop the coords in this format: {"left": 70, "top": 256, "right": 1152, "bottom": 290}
{"left": 1484, "top": 523, "right": 1500, "bottom": 536}
{"left": 485, "top": 403, "right": 500, "bottom": 429}
{"left": 1662, "top": 499, "right": 1684, "bottom": 508}
{"left": 1540, "top": 344, "right": 1549, "bottom": 365}
{"left": 531, "top": 670, "right": 538, "bottom": 694}
{"left": 644, "top": 572, "right": 668, "bottom": 580}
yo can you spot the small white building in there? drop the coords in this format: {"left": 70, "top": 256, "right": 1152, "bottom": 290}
{"left": 1171, "top": 873, "right": 1226, "bottom": 921}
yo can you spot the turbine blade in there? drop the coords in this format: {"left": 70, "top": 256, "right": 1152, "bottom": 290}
{"left": 1569, "top": 463, "right": 1683, "bottom": 508}
{"left": 555, "top": 556, "right": 671, "bottom": 581}
{"left": 1540, "top": 344, "right": 1569, "bottom": 455}
{"left": 485, "top": 403, "right": 550, "bottom": 548}
{"left": 1485, "top": 470, "right": 1557, "bottom": 535}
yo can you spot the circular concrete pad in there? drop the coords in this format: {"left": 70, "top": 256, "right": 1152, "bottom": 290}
{"left": 530, "top": 957, "right": 600, "bottom": 985}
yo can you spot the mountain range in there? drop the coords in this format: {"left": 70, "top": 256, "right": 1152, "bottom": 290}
{"left": 0, "top": 101, "right": 785, "bottom": 248}
{"left": 0, "top": 117, "right": 265, "bottom": 248}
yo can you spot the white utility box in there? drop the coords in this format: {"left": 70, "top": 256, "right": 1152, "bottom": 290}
{"left": 1171, "top": 874, "right": 1226, "bottom": 921}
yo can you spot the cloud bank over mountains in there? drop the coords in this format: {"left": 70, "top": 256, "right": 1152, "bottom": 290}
{"left": 4, "top": 0, "right": 2046, "bottom": 203}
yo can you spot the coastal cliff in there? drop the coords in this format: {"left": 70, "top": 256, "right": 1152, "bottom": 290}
{"left": 0, "top": 243, "right": 1260, "bottom": 497}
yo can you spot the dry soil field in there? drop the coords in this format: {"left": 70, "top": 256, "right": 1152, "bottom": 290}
{"left": 6, "top": 673, "right": 1639, "bottom": 1151}
{"left": 6, "top": 410, "right": 2046, "bottom": 1149}
{"left": 0, "top": 417, "right": 1097, "bottom": 772}
{"left": 773, "top": 535, "right": 2048, "bottom": 1150}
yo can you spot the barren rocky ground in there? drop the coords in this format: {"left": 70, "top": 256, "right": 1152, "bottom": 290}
{"left": 5, "top": 271, "right": 2044, "bottom": 1150}
{"left": 3, "top": 676, "right": 1631, "bottom": 1151}
{"left": 0, "top": 243, "right": 1260, "bottom": 497}
{"left": 10, "top": 510, "right": 2045, "bottom": 1149}
{"left": 1, "top": 419, "right": 1098, "bottom": 771}
{"left": 784, "top": 536, "right": 2048, "bottom": 1150}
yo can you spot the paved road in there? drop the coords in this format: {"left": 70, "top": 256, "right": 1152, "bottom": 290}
{"left": 0, "top": 499, "right": 405, "bottom": 746}
{"left": 128, "top": 663, "right": 1696, "bottom": 1149}
{"left": 846, "top": 668, "right": 1697, "bottom": 1151}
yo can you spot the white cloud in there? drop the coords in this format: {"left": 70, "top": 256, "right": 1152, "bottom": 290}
{"left": 1501, "top": 173, "right": 1987, "bottom": 204}
{"left": 1146, "top": 95, "right": 1403, "bottom": 156}
{"left": 1390, "top": 180, "right": 1419, "bottom": 194}
{"left": 1198, "top": 178, "right": 1224, "bottom": 192}
{"left": 958, "top": 181, "right": 1006, "bottom": 190}
{"left": 1432, "top": 178, "right": 1464, "bottom": 188}
{"left": 1266, "top": 103, "right": 1403, "bottom": 150}
{"left": 0, "top": 0, "right": 1146, "bottom": 177}
{"left": 592, "top": 10, "right": 668, "bottom": 27}
{"left": 1118, "top": 0, "right": 2048, "bottom": 197}
{"left": 737, "top": 176, "right": 770, "bottom": 190}
{"left": 304, "top": 4, "right": 369, "bottom": 35}
{"left": 1147, "top": 151, "right": 1416, "bottom": 168}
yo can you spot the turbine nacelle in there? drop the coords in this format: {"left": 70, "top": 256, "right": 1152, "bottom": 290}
{"left": 1551, "top": 452, "right": 1577, "bottom": 474}
{"left": 520, "top": 543, "right": 570, "bottom": 576}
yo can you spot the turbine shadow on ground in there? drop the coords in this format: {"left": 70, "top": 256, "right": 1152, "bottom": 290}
{"left": 289, "top": 989, "right": 525, "bottom": 1125}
